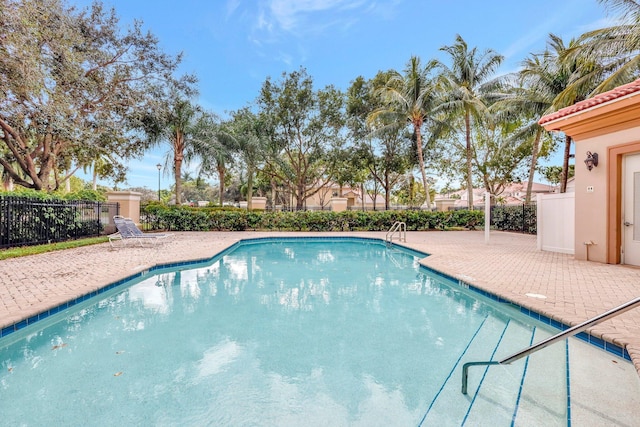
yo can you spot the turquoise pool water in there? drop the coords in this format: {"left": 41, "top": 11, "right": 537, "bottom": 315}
{"left": 0, "top": 239, "right": 559, "bottom": 425}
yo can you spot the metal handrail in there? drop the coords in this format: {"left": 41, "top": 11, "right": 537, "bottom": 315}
{"left": 386, "top": 221, "right": 406, "bottom": 243}
{"left": 461, "top": 296, "right": 640, "bottom": 394}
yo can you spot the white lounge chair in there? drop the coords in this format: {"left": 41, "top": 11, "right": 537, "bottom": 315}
{"left": 109, "top": 215, "right": 173, "bottom": 247}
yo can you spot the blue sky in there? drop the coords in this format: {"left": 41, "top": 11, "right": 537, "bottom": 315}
{"left": 71, "top": 0, "right": 612, "bottom": 190}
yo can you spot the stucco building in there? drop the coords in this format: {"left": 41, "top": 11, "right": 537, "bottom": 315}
{"left": 540, "top": 78, "right": 640, "bottom": 265}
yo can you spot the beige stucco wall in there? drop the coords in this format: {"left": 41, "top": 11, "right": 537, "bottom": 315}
{"left": 574, "top": 127, "right": 640, "bottom": 262}
{"left": 541, "top": 84, "right": 640, "bottom": 264}
{"left": 573, "top": 138, "right": 607, "bottom": 261}
{"left": 330, "top": 197, "right": 348, "bottom": 212}
{"left": 106, "top": 191, "right": 142, "bottom": 224}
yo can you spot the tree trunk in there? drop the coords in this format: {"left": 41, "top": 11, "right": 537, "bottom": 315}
{"left": 174, "top": 155, "right": 183, "bottom": 205}
{"left": 560, "top": 134, "right": 571, "bottom": 193}
{"left": 465, "top": 109, "right": 474, "bottom": 209}
{"left": 173, "top": 131, "right": 185, "bottom": 205}
{"left": 525, "top": 128, "right": 543, "bottom": 203}
{"left": 218, "top": 165, "right": 225, "bottom": 205}
{"left": 414, "top": 125, "right": 431, "bottom": 209}
{"left": 384, "top": 170, "right": 390, "bottom": 210}
{"left": 296, "top": 182, "right": 305, "bottom": 210}
{"left": 246, "top": 167, "right": 254, "bottom": 209}
{"left": 92, "top": 164, "right": 98, "bottom": 191}
{"left": 271, "top": 178, "right": 277, "bottom": 209}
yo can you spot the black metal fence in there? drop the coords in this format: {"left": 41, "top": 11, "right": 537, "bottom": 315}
{"left": 0, "top": 196, "right": 120, "bottom": 248}
{"left": 448, "top": 203, "right": 537, "bottom": 234}
{"left": 490, "top": 204, "right": 537, "bottom": 234}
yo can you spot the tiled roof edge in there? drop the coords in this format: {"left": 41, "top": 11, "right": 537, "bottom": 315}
{"left": 539, "top": 79, "right": 640, "bottom": 125}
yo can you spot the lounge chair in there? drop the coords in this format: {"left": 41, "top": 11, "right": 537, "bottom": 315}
{"left": 109, "top": 215, "right": 173, "bottom": 247}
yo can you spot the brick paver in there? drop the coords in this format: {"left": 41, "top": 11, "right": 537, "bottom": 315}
{"left": 1, "top": 230, "right": 639, "bottom": 376}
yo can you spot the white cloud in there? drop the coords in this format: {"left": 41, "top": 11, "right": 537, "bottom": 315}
{"left": 269, "top": 0, "right": 361, "bottom": 31}
{"left": 257, "top": 0, "right": 370, "bottom": 36}
{"left": 225, "top": 0, "right": 241, "bottom": 18}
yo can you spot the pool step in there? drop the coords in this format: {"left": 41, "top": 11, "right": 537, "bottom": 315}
{"left": 418, "top": 316, "right": 537, "bottom": 425}
{"left": 566, "top": 338, "right": 640, "bottom": 426}
{"left": 462, "top": 320, "right": 543, "bottom": 425}
{"left": 419, "top": 312, "right": 640, "bottom": 426}
{"left": 498, "top": 327, "right": 567, "bottom": 426}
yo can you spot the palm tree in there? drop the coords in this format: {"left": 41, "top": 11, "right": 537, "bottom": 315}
{"left": 491, "top": 53, "right": 565, "bottom": 202}
{"left": 540, "top": 34, "right": 602, "bottom": 192}
{"left": 437, "top": 35, "right": 504, "bottom": 209}
{"left": 165, "top": 99, "right": 201, "bottom": 205}
{"left": 569, "top": 0, "right": 640, "bottom": 93}
{"left": 368, "top": 56, "right": 438, "bottom": 209}
{"left": 193, "top": 112, "right": 235, "bottom": 206}
{"left": 81, "top": 151, "right": 116, "bottom": 191}
{"left": 142, "top": 97, "right": 204, "bottom": 205}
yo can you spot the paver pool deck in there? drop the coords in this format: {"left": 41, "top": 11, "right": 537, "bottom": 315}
{"left": 1, "top": 230, "right": 639, "bottom": 378}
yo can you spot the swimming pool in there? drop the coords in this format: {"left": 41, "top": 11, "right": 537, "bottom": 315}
{"left": 0, "top": 238, "right": 636, "bottom": 425}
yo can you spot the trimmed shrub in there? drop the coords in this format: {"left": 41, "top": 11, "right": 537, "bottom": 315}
{"left": 140, "top": 205, "right": 485, "bottom": 232}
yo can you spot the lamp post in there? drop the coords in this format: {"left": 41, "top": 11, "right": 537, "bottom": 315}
{"left": 156, "top": 163, "right": 162, "bottom": 201}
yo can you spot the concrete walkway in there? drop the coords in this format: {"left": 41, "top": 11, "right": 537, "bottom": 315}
{"left": 1, "top": 230, "right": 639, "bottom": 376}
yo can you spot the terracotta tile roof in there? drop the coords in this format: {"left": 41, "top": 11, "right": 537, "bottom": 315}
{"left": 538, "top": 78, "right": 640, "bottom": 125}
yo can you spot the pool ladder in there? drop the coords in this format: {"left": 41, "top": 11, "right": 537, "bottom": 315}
{"left": 461, "top": 295, "right": 640, "bottom": 394}
{"left": 386, "top": 221, "right": 406, "bottom": 244}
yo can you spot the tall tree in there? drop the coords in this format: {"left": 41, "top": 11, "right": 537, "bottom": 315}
{"left": 541, "top": 35, "right": 599, "bottom": 192}
{"left": 226, "top": 107, "right": 268, "bottom": 209}
{"left": 368, "top": 57, "right": 438, "bottom": 209}
{"left": 257, "top": 68, "right": 345, "bottom": 210}
{"left": 472, "top": 114, "right": 533, "bottom": 199}
{"left": 0, "top": 0, "right": 181, "bottom": 191}
{"left": 194, "top": 113, "right": 235, "bottom": 205}
{"left": 348, "top": 75, "right": 410, "bottom": 209}
{"left": 141, "top": 87, "right": 204, "bottom": 205}
{"left": 438, "top": 35, "right": 504, "bottom": 208}
{"left": 569, "top": 0, "right": 640, "bottom": 93}
{"left": 490, "top": 56, "right": 559, "bottom": 202}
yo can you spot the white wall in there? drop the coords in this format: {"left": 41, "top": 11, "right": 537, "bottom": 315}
{"left": 537, "top": 192, "right": 575, "bottom": 254}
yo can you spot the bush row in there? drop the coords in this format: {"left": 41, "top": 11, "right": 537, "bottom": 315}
{"left": 141, "top": 204, "right": 484, "bottom": 232}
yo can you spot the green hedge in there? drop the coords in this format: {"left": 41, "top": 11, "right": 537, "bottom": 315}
{"left": 141, "top": 205, "right": 484, "bottom": 232}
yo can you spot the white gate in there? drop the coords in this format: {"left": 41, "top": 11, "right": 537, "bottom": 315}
{"left": 536, "top": 192, "right": 575, "bottom": 254}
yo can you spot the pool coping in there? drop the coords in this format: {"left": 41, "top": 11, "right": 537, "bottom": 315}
{"left": 0, "top": 235, "right": 631, "bottom": 364}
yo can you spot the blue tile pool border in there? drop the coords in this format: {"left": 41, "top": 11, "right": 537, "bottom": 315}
{"left": 432, "top": 270, "right": 632, "bottom": 362}
{"left": 0, "top": 236, "right": 631, "bottom": 363}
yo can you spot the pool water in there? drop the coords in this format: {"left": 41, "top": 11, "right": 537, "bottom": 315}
{"left": 0, "top": 239, "right": 582, "bottom": 425}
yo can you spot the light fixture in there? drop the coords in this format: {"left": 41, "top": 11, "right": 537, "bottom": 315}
{"left": 584, "top": 151, "right": 598, "bottom": 171}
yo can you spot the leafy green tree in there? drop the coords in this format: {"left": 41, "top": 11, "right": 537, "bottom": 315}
{"left": 257, "top": 68, "right": 345, "bottom": 210}
{"left": 368, "top": 57, "right": 439, "bottom": 209}
{"left": 437, "top": 35, "right": 504, "bottom": 208}
{"left": 192, "top": 113, "right": 235, "bottom": 206}
{"left": 491, "top": 54, "right": 560, "bottom": 202}
{"left": 472, "top": 115, "right": 533, "bottom": 199}
{"left": 347, "top": 75, "right": 411, "bottom": 209}
{"left": 539, "top": 165, "right": 575, "bottom": 186}
{"left": 0, "top": 0, "right": 181, "bottom": 191}
{"left": 225, "top": 107, "right": 269, "bottom": 209}
{"left": 394, "top": 174, "right": 427, "bottom": 208}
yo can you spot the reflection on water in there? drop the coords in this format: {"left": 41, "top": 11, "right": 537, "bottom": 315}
{"left": 196, "top": 339, "right": 242, "bottom": 379}
{"left": 0, "top": 240, "right": 515, "bottom": 426}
